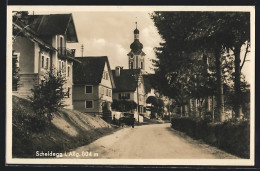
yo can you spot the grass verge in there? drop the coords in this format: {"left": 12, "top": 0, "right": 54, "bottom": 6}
{"left": 12, "top": 95, "right": 118, "bottom": 158}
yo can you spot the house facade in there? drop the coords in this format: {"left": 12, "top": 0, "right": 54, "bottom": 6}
{"left": 112, "top": 67, "right": 147, "bottom": 122}
{"left": 12, "top": 12, "right": 79, "bottom": 109}
{"left": 73, "top": 57, "right": 115, "bottom": 114}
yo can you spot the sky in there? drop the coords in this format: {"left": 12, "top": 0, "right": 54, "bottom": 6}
{"left": 31, "top": 11, "right": 251, "bottom": 82}
{"left": 67, "top": 12, "right": 162, "bottom": 74}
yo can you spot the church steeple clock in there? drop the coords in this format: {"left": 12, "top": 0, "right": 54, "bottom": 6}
{"left": 127, "top": 22, "right": 146, "bottom": 70}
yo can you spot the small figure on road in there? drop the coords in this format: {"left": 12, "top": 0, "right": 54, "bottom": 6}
{"left": 131, "top": 115, "right": 135, "bottom": 128}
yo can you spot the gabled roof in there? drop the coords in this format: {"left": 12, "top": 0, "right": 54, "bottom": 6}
{"left": 143, "top": 74, "right": 153, "bottom": 94}
{"left": 112, "top": 69, "right": 142, "bottom": 92}
{"left": 13, "top": 21, "right": 56, "bottom": 51}
{"left": 29, "top": 14, "right": 78, "bottom": 42}
{"left": 73, "top": 56, "right": 115, "bottom": 88}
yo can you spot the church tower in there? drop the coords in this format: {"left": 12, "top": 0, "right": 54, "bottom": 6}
{"left": 127, "top": 22, "right": 146, "bottom": 70}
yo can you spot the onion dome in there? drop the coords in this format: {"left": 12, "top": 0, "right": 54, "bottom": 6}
{"left": 130, "top": 39, "right": 143, "bottom": 53}
{"left": 134, "top": 28, "right": 139, "bottom": 34}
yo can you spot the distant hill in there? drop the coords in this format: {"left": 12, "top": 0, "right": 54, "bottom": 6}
{"left": 12, "top": 95, "right": 115, "bottom": 158}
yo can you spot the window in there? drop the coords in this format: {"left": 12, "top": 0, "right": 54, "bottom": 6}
{"left": 46, "top": 57, "right": 49, "bottom": 69}
{"left": 106, "top": 73, "right": 109, "bottom": 80}
{"left": 85, "top": 100, "right": 93, "bottom": 109}
{"left": 60, "top": 37, "right": 63, "bottom": 48}
{"left": 109, "top": 89, "right": 112, "bottom": 97}
{"left": 119, "top": 93, "right": 130, "bottom": 99}
{"left": 61, "top": 61, "right": 64, "bottom": 72}
{"left": 85, "top": 85, "right": 93, "bottom": 94}
{"left": 130, "top": 62, "right": 133, "bottom": 69}
{"left": 64, "top": 63, "right": 66, "bottom": 73}
{"left": 59, "top": 60, "right": 61, "bottom": 71}
{"left": 12, "top": 52, "right": 20, "bottom": 67}
{"left": 67, "top": 65, "right": 70, "bottom": 77}
{"left": 65, "top": 87, "right": 70, "bottom": 98}
{"left": 100, "top": 87, "right": 104, "bottom": 95}
{"left": 41, "top": 56, "right": 44, "bottom": 68}
{"left": 136, "top": 56, "right": 138, "bottom": 68}
{"left": 141, "top": 62, "right": 143, "bottom": 69}
{"left": 103, "top": 72, "right": 109, "bottom": 80}
{"left": 61, "top": 61, "right": 66, "bottom": 73}
{"left": 106, "top": 88, "right": 108, "bottom": 96}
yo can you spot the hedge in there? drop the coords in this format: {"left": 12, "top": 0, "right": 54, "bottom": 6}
{"left": 171, "top": 117, "right": 250, "bottom": 158}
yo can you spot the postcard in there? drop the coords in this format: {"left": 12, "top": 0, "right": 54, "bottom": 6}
{"left": 6, "top": 5, "right": 255, "bottom": 166}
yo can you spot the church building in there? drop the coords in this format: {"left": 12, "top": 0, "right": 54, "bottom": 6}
{"left": 112, "top": 23, "right": 153, "bottom": 121}
{"left": 127, "top": 25, "right": 146, "bottom": 71}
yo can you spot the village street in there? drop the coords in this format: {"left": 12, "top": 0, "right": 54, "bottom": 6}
{"left": 65, "top": 123, "right": 239, "bottom": 159}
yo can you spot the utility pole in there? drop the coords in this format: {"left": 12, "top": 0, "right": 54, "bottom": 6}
{"left": 136, "top": 78, "right": 140, "bottom": 123}
{"left": 81, "top": 44, "right": 84, "bottom": 57}
{"left": 133, "top": 73, "right": 140, "bottom": 123}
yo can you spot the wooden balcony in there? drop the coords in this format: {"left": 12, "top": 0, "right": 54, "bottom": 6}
{"left": 57, "top": 47, "right": 76, "bottom": 58}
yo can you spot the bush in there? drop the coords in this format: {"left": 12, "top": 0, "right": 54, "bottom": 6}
{"left": 171, "top": 117, "right": 250, "bottom": 158}
{"left": 111, "top": 99, "right": 137, "bottom": 112}
{"left": 30, "top": 69, "right": 66, "bottom": 130}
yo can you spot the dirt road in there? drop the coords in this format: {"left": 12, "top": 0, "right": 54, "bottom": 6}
{"left": 66, "top": 123, "right": 239, "bottom": 159}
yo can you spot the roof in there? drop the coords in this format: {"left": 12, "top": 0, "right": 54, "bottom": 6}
{"left": 13, "top": 21, "right": 56, "bottom": 51}
{"left": 134, "top": 28, "right": 139, "bottom": 34}
{"left": 130, "top": 39, "right": 143, "bottom": 54}
{"left": 73, "top": 56, "right": 115, "bottom": 87}
{"left": 112, "top": 69, "right": 142, "bottom": 92}
{"left": 143, "top": 74, "right": 153, "bottom": 94}
{"left": 127, "top": 51, "right": 146, "bottom": 57}
{"left": 29, "top": 14, "right": 78, "bottom": 42}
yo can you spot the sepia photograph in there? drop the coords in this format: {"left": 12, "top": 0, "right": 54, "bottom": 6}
{"left": 6, "top": 6, "right": 255, "bottom": 166}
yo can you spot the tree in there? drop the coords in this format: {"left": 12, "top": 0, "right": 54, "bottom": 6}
{"left": 157, "top": 98, "right": 165, "bottom": 117}
{"left": 12, "top": 51, "right": 20, "bottom": 91}
{"left": 189, "top": 12, "right": 250, "bottom": 120}
{"left": 146, "top": 96, "right": 158, "bottom": 105}
{"left": 146, "top": 96, "right": 165, "bottom": 118}
{"left": 227, "top": 13, "right": 250, "bottom": 119}
{"left": 111, "top": 99, "right": 137, "bottom": 112}
{"left": 30, "top": 69, "right": 66, "bottom": 125}
{"left": 151, "top": 12, "right": 218, "bottom": 119}
{"left": 151, "top": 12, "right": 250, "bottom": 121}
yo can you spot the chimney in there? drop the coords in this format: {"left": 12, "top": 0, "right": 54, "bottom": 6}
{"left": 115, "top": 66, "right": 123, "bottom": 77}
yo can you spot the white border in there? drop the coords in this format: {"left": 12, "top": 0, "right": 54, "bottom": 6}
{"left": 6, "top": 5, "right": 255, "bottom": 166}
